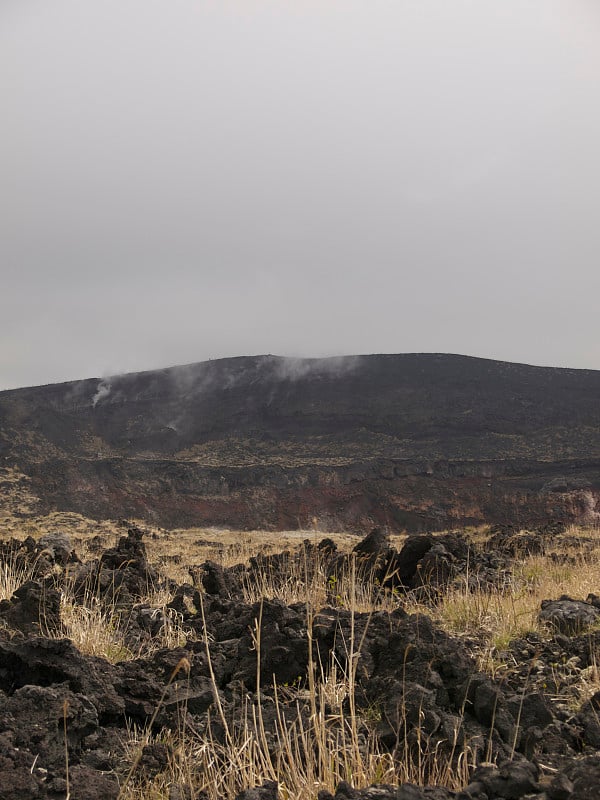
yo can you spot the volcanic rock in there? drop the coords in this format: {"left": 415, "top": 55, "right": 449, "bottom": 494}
{"left": 0, "top": 580, "right": 61, "bottom": 635}
{"left": 539, "top": 598, "right": 600, "bottom": 635}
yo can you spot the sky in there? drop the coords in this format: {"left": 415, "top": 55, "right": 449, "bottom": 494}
{"left": 1, "top": 0, "right": 600, "bottom": 390}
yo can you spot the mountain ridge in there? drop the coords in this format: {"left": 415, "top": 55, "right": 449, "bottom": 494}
{"left": 1, "top": 353, "right": 599, "bottom": 531}
{"left": 5, "top": 350, "right": 600, "bottom": 395}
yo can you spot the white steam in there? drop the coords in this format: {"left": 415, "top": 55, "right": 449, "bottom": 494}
{"left": 274, "top": 355, "right": 361, "bottom": 382}
{"left": 92, "top": 379, "right": 111, "bottom": 408}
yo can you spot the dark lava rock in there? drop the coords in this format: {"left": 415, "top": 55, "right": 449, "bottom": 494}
{"left": 0, "top": 526, "right": 596, "bottom": 800}
{"left": 459, "top": 760, "right": 539, "bottom": 799}
{"left": 67, "top": 764, "right": 119, "bottom": 800}
{"left": 66, "top": 527, "right": 166, "bottom": 614}
{"left": 0, "top": 684, "right": 98, "bottom": 766}
{"left": 352, "top": 527, "right": 390, "bottom": 559}
{"left": 564, "top": 756, "right": 600, "bottom": 799}
{"left": 391, "top": 535, "right": 434, "bottom": 587}
{"left": 167, "top": 583, "right": 202, "bottom": 618}
{"left": 319, "top": 783, "right": 453, "bottom": 800}
{"left": 0, "top": 685, "right": 118, "bottom": 799}
{"left": 411, "top": 542, "right": 455, "bottom": 591}
{"left": 0, "top": 579, "right": 61, "bottom": 635}
{"left": 318, "top": 537, "right": 338, "bottom": 555}
{"left": 315, "top": 607, "right": 521, "bottom": 765}
{"left": 576, "top": 690, "right": 600, "bottom": 748}
{"left": 397, "top": 787, "right": 452, "bottom": 800}
{"left": 0, "top": 637, "right": 124, "bottom": 718}
{"left": 97, "top": 526, "right": 159, "bottom": 600}
{"left": 138, "top": 742, "right": 172, "bottom": 778}
{"left": 38, "top": 531, "right": 74, "bottom": 565}
{"left": 100, "top": 526, "right": 148, "bottom": 571}
{"left": 539, "top": 597, "right": 600, "bottom": 635}
{"left": 233, "top": 599, "right": 308, "bottom": 686}
{"left": 547, "top": 773, "right": 575, "bottom": 800}
{"left": 0, "top": 730, "right": 44, "bottom": 799}
{"left": 234, "top": 780, "right": 279, "bottom": 800}
{"left": 199, "top": 560, "right": 235, "bottom": 597}
{"left": 505, "top": 691, "right": 554, "bottom": 734}
{"left": 487, "top": 528, "right": 548, "bottom": 557}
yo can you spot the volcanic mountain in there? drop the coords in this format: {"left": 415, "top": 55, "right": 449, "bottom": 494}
{"left": 1, "top": 353, "right": 599, "bottom": 531}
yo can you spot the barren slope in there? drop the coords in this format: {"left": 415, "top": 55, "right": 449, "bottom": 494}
{"left": 1, "top": 353, "right": 599, "bottom": 530}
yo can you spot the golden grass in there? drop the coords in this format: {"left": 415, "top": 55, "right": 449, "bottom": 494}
{"left": 55, "top": 576, "right": 192, "bottom": 663}
{"left": 0, "top": 550, "right": 38, "bottom": 602}
{"left": 118, "top": 588, "right": 472, "bottom": 800}
{"left": 59, "top": 590, "right": 135, "bottom": 662}
{"left": 148, "top": 526, "right": 364, "bottom": 565}
{"left": 401, "top": 526, "right": 600, "bottom": 671}
{"left": 2, "top": 509, "right": 600, "bottom": 796}
{"left": 4, "top": 513, "right": 599, "bottom": 665}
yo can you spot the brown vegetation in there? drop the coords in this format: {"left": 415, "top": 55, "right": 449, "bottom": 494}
{"left": 0, "top": 513, "right": 599, "bottom": 798}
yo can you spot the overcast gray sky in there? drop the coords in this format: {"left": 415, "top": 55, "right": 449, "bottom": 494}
{"left": 1, "top": 0, "right": 599, "bottom": 390}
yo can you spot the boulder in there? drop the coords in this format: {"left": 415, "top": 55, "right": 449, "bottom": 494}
{"left": 539, "top": 598, "right": 600, "bottom": 635}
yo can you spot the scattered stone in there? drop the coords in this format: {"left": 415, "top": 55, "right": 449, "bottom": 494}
{"left": 199, "top": 560, "right": 233, "bottom": 597}
{"left": 576, "top": 690, "right": 600, "bottom": 748}
{"left": 0, "top": 527, "right": 596, "bottom": 798}
{"left": 461, "top": 760, "right": 539, "bottom": 799}
{"left": 547, "top": 773, "right": 574, "bottom": 800}
{"left": 37, "top": 531, "right": 73, "bottom": 565}
{"left": 539, "top": 598, "right": 600, "bottom": 635}
{"left": 391, "top": 535, "right": 434, "bottom": 587}
{"left": 234, "top": 781, "right": 279, "bottom": 800}
{"left": 0, "top": 579, "right": 61, "bottom": 635}
{"left": 352, "top": 527, "right": 390, "bottom": 558}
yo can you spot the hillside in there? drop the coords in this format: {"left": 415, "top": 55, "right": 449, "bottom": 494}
{"left": 1, "top": 353, "right": 599, "bottom": 530}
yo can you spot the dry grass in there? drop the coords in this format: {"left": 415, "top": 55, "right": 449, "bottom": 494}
{"left": 2, "top": 509, "right": 600, "bottom": 797}
{"left": 0, "top": 550, "right": 38, "bottom": 602}
{"left": 403, "top": 526, "right": 600, "bottom": 669}
{"left": 56, "top": 577, "right": 191, "bottom": 662}
{"left": 5, "top": 515, "right": 600, "bottom": 664}
{"left": 240, "top": 553, "right": 402, "bottom": 614}
{"left": 146, "top": 526, "right": 366, "bottom": 575}
{"left": 58, "top": 588, "right": 135, "bottom": 662}
{"left": 118, "top": 586, "right": 472, "bottom": 800}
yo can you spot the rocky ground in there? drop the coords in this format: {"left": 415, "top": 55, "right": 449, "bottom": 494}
{"left": 0, "top": 524, "right": 600, "bottom": 799}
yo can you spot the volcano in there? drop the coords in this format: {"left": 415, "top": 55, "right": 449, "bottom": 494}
{"left": 1, "top": 353, "right": 599, "bottom": 531}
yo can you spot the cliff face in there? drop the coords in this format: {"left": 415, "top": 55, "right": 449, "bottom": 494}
{"left": 1, "top": 353, "right": 599, "bottom": 531}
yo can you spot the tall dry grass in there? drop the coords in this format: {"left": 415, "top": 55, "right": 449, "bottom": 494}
{"left": 56, "top": 576, "right": 191, "bottom": 662}
{"left": 119, "top": 566, "right": 472, "bottom": 800}
{"left": 2, "top": 522, "right": 599, "bottom": 797}
{"left": 0, "top": 550, "right": 37, "bottom": 602}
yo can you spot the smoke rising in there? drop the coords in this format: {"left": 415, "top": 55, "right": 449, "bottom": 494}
{"left": 273, "top": 356, "right": 362, "bottom": 382}
{"left": 92, "top": 379, "right": 111, "bottom": 408}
